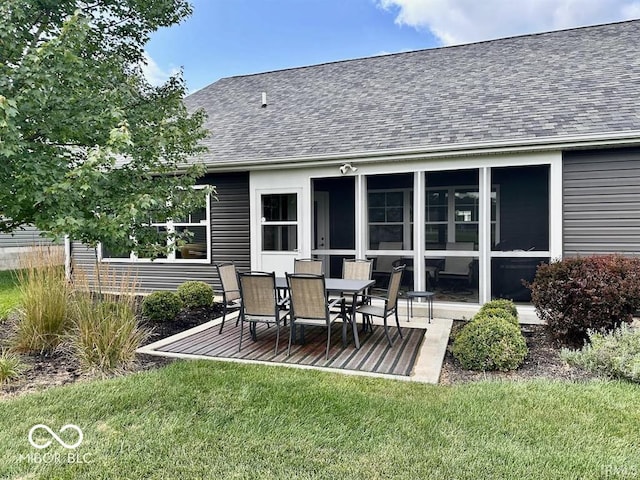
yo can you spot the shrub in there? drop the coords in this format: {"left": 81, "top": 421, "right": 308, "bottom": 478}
{"left": 177, "top": 281, "right": 214, "bottom": 309}
{"left": 66, "top": 268, "right": 149, "bottom": 376}
{"left": 529, "top": 255, "right": 640, "bottom": 346}
{"left": 473, "top": 308, "right": 519, "bottom": 327}
{"left": 452, "top": 317, "right": 528, "bottom": 371}
{"left": 0, "top": 349, "right": 27, "bottom": 385}
{"left": 479, "top": 299, "right": 518, "bottom": 319}
{"left": 561, "top": 324, "right": 640, "bottom": 382}
{"left": 142, "top": 291, "right": 183, "bottom": 322}
{"left": 14, "top": 247, "right": 70, "bottom": 353}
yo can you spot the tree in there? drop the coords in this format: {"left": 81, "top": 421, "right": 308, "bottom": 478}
{"left": 0, "top": 0, "right": 212, "bottom": 266}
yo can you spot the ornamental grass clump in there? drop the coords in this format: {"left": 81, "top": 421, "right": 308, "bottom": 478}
{"left": 14, "top": 246, "right": 70, "bottom": 353}
{"left": 66, "top": 268, "right": 150, "bottom": 376}
{"left": 528, "top": 255, "right": 640, "bottom": 347}
{"left": 177, "top": 281, "right": 214, "bottom": 309}
{"left": 0, "top": 349, "right": 27, "bottom": 385}
{"left": 142, "top": 291, "right": 183, "bottom": 322}
{"left": 453, "top": 317, "right": 528, "bottom": 371}
{"left": 561, "top": 324, "right": 640, "bottom": 383}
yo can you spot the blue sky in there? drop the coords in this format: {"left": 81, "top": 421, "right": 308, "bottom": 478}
{"left": 144, "top": 0, "right": 640, "bottom": 93}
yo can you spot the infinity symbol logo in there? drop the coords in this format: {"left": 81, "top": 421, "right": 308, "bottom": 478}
{"left": 28, "top": 424, "right": 84, "bottom": 450}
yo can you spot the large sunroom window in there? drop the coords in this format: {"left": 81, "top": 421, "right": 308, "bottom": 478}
{"left": 426, "top": 184, "right": 497, "bottom": 250}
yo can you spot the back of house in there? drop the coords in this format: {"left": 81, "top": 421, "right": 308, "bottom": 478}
{"left": 67, "top": 20, "right": 640, "bottom": 321}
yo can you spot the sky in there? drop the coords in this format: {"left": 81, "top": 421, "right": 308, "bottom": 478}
{"left": 143, "top": 0, "right": 640, "bottom": 94}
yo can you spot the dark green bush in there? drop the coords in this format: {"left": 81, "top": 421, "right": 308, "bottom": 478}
{"left": 479, "top": 299, "right": 518, "bottom": 319}
{"left": 473, "top": 308, "right": 518, "bottom": 327}
{"left": 142, "top": 291, "right": 183, "bottom": 322}
{"left": 177, "top": 281, "right": 214, "bottom": 309}
{"left": 529, "top": 255, "right": 640, "bottom": 347}
{"left": 452, "top": 317, "right": 528, "bottom": 371}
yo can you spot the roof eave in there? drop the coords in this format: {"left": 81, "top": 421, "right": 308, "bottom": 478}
{"left": 194, "top": 130, "right": 640, "bottom": 173}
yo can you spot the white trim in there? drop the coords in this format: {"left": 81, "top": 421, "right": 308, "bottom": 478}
{"left": 203, "top": 131, "right": 640, "bottom": 172}
{"left": 64, "top": 235, "right": 71, "bottom": 280}
{"left": 311, "top": 249, "right": 357, "bottom": 256}
{"left": 489, "top": 250, "right": 551, "bottom": 258}
{"left": 549, "top": 155, "right": 563, "bottom": 260}
{"left": 413, "top": 171, "right": 426, "bottom": 292}
{"left": 479, "top": 168, "right": 491, "bottom": 303}
{"left": 355, "top": 174, "right": 366, "bottom": 260}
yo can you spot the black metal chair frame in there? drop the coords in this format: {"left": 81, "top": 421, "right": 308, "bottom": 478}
{"left": 356, "top": 265, "right": 405, "bottom": 347}
{"left": 237, "top": 271, "right": 289, "bottom": 355}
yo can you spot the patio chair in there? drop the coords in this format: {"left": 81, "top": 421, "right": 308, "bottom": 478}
{"left": 215, "top": 262, "right": 242, "bottom": 334}
{"left": 356, "top": 265, "right": 405, "bottom": 347}
{"left": 372, "top": 241, "right": 402, "bottom": 288}
{"left": 286, "top": 273, "right": 347, "bottom": 359}
{"left": 330, "top": 258, "right": 373, "bottom": 327}
{"left": 438, "top": 242, "right": 474, "bottom": 290}
{"left": 237, "top": 271, "right": 289, "bottom": 355}
{"left": 293, "top": 258, "right": 323, "bottom": 275}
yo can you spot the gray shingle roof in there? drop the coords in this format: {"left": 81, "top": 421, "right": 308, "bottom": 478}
{"left": 185, "top": 20, "right": 640, "bottom": 166}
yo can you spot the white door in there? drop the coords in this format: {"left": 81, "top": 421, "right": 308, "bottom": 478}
{"left": 257, "top": 189, "right": 301, "bottom": 276}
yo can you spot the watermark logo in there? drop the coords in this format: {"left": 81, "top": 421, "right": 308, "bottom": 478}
{"left": 19, "top": 424, "right": 92, "bottom": 464}
{"left": 28, "top": 424, "right": 83, "bottom": 450}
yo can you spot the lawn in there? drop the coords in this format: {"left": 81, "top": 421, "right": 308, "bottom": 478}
{"left": 0, "top": 270, "right": 21, "bottom": 320}
{"left": 0, "top": 361, "right": 639, "bottom": 479}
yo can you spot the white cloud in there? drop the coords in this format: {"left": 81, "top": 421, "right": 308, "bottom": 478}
{"left": 140, "top": 52, "right": 180, "bottom": 86}
{"left": 377, "top": 0, "right": 640, "bottom": 45}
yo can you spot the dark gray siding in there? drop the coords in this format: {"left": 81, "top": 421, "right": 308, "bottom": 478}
{"left": 0, "top": 226, "right": 59, "bottom": 248}
{"left": 563, "top": 148, "right": 640, "bottom": 256}
{"left": 70, "top": 172, "right": 250, "bottom": 293}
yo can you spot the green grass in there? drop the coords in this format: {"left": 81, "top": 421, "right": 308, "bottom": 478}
{"left": 0, "top": 270, "right": 21, "bottom": 321}
{"left": 1, "top": 361, "right": 639, "bottom": 479}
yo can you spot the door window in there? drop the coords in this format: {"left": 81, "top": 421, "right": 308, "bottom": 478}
{"left": 261, "top": 194, "right": 297, "bottom": 251}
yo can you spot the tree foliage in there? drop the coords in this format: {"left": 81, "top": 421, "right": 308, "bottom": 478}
{"left": 0, "top": 0, "right": 211, "bottom": 257}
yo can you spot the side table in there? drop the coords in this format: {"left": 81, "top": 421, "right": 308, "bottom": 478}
{"left": 406, "top": 291, "right": 434, "bottom": 323}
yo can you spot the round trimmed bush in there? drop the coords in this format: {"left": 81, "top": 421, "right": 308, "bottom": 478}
{"left": 142, "top": 291, "right": 183, "bottom": 322}
{"left": 479, "top": 299, "right": 518, "bottom": 319}
{"left": 452, "top": 317, "right": 528, "bottom": 371}
{"left": 473, "top": 308, "right": 519, "bottom": 327}
{"left": 177, "top": 281, "right": 214, "bottom": 309}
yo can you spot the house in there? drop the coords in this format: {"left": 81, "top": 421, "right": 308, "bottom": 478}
{"left": 0, "top": 226, "right": 62, "bottom": 271}
{"left": 69, "top": 20, "right": 640, "bottom": 319}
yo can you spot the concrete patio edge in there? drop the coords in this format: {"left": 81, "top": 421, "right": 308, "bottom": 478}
{"left": 137, "top": 311, "right": 453, "bottom": 384}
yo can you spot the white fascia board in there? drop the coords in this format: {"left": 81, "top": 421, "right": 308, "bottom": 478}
{"left": 202, "top": 131, "right": 640, "bottom": 173}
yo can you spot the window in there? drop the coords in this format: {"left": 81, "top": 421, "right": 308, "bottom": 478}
{"left": 261, "top": 193, "right": 297, "bottom": 251}
{"left": 368, "top": 190, "right": 413, "bottom": 249}
{"left": 101, "top": 187, "right": 210, "bottom": 262}
{"left": 426, "top": 185, "right": 497, "bottom": 250}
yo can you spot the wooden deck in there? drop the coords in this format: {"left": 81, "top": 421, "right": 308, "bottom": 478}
{"left": 151, "top": 319, "right": 426, "bottom": 377}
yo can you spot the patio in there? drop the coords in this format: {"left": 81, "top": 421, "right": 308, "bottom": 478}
{"left": 138, "top": 309, "right": 452, "bottom": 383}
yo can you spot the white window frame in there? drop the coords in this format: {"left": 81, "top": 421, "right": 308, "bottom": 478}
{"left": 260, "top": 192, "right": 299, "bottom": 252}
{"left": 99, "top": 186, "right": 211, "bottom": 264}
{"left": 425, "top": 184, "right": 500, "bottom": 250}
{"left": 367, "top": 188, "right": 414, "bottom": 251}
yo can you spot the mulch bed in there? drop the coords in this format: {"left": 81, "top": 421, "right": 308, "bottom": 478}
{"left": 0, "top": 305, "right": 221, "bottom": 400}
{"left": 439, "top": 320, "right": 597, "bottom": 384}
{"left": 1, "top": 309, "right": 597, "bottom": 400}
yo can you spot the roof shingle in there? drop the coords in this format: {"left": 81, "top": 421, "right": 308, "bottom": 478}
{"left": 185, "top": 20, "right": 640, "bottom": 166}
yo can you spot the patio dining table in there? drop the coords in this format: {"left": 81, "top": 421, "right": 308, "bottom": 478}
{"left": 276, "top": 277, "right": 375, "bottom": 349}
